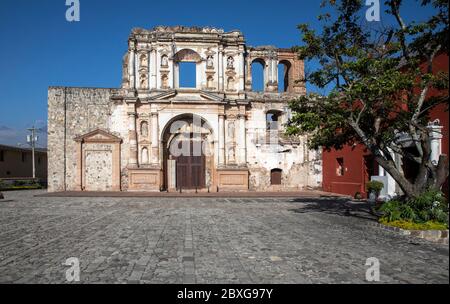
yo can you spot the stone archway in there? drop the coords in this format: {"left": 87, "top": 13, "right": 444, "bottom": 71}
{"left": 161, "top": 114, "right": 215, "bottom": 191}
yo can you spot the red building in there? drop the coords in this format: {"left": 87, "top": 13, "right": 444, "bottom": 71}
{"left": 322, "top": 53, "right": 449, "bottom": 198}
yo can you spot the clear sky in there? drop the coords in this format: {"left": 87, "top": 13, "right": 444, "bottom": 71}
{"left": 0, "top": 0, "right": 438, "bottom": 147}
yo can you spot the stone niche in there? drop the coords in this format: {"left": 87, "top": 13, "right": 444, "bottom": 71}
{"left": 216, "top": 168, "right": 249, "bottom": 191}
{"left": 128, "top": 168, "right": 162, "bottom": 192}
{"left": 74, "top": 129, "right": 122, "bottom": 192}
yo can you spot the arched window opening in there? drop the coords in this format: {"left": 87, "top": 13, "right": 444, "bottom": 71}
{"left": 278, "top": 61, "right": 291, "bottom": 92}
{"left": 266, "top": 110, "right": 282, "bottom": 131}
{"left": 271, "top": 169, "right": 282, "bottom": 185}
{"left": 251, "top": 59, "right": 265, "bottom": 92}
{"left": 179, "top": 62, "right": 196, "bottom": 88}
{"left": 174, "top": 49, "right": 202, "bottom": 89}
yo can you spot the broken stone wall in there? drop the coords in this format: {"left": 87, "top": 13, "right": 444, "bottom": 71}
{"left": 47, "top": 87, "right": 119, "bottom": 192}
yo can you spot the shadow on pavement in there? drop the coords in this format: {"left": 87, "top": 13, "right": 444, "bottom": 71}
{"left": 288, "top": 197, "right": 378, "bottom": 221}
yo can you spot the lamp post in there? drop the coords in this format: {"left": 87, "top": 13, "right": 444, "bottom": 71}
{"left": 27, "top": 126, "right": 38, "bottom": 180}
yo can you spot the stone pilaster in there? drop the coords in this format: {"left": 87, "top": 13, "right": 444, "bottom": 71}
{"left": 218, "top": 47, "right": 224, "bottom": 91}
{"left": 128, "top": 41, "right": 136, "bottom": 90}
{"left": 151, "top": 110, "right": 159, "bottom": 165}
{"left": 127, "top": 103, "right": 138, "bottom": 168}
{"left": 218, "top": 114, "right": 225, "bottom": 166}
{"left": 238, "top": 113, "right": 247, "bottom": 165}
{"left": 150, "top": 49, "right": 157, "bottom": 89}
{"left": 238, "top": 49, "right": 245, "bottom": 91}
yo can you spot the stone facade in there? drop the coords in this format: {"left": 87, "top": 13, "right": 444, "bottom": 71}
{"left": 48, "top": 26, "right": 322, "bottom": 192}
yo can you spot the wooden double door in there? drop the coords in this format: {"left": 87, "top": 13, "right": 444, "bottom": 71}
{"left": 176, "top": 155, "right": 206, "bottom": 189}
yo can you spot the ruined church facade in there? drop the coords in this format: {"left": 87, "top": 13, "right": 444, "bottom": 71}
{"left": 48, "top": 26, "right": 322, "bottom": 192}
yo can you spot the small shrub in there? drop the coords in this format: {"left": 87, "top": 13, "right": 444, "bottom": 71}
{"left": 366, "top": 181, "right": 384, "bottom": 195}
{"left": 13, "top": 180, "right": 27, "bottom": 187}
{"left": 378, "top": 200, "right": 403, "bottom": 222}
{"left": 378, "top": 189, "right": 449, "bottom": 225}
{"left": 379, "top": 218, "right": 448, "bottom": 231}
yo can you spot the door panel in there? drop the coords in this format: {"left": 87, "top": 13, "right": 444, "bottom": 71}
{"left": 176, "top": 155, "right": 205, "bottom": 189}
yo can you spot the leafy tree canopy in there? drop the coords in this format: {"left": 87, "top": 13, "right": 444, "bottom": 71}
{"left": 287, "top": 0, "right": 449, "bottom": 198}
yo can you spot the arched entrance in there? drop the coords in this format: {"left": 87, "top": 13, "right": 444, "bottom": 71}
{"left": 161, "top": 114, "right": 215, "bottom": 191}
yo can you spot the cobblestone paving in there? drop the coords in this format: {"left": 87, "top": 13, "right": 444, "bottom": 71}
{"left": 0, "top": 190, "right": 448, "bottom": 284}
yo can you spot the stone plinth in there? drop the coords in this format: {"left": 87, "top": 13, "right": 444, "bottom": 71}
{"left": 216, "top": 168, "right": 249, "bottom": 191}
{"left": 128, "top": 168, "right": 162, "bottom": 191}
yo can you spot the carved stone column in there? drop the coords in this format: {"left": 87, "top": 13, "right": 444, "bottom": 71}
{"left": 128, "top": 106, "right": 138, "bottom": 168}
{"left": 218, "top": 114, "right": 225, "bottom": 166}
{"left": 151, "top": 111, "right": 159, "bottom": 165}
{"left": 128, "top": 42, "right": 136, "bottom": 90}
{"left": 218, "top": 47, "right": 224, "bottom": 91}
{"left": 151, "top": 49, "right": 157, "bottom": 89}
{"left": 238, "top": 50, "right": 245, "bottom": 91}
{"left": 238, "top": 113, "right": 247, "bottom": 165}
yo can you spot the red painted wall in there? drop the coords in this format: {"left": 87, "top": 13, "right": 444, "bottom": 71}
{"left": 322, "top": 145, "right": 377, "bottom": 198}
{"left": 429, "top": 53, "right": 449, "bottom": 196}
{"left": 322, "top": 53, "right": 448, "bottom": 197}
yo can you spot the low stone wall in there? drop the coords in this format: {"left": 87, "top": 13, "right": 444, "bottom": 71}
{"left": 370, "top": 222, "right": 449, "bottom": 244}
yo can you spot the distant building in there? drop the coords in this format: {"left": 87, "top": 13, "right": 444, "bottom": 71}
{"left": 0, "top": 144, "right": 48, "bottom": 180}
{"left": 322, "top": 52, "right": 448, "bottom": 198}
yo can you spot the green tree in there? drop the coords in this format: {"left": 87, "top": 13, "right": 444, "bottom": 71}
{"left": 287, "top": 0, "right": 448, "bottom": 199}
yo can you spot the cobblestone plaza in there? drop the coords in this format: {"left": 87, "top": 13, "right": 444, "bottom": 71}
{"left": 0, "top": 190, "right": 448, "bottom": 284}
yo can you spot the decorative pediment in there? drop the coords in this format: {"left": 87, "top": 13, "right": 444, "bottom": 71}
{"left": 148, "top": 90, "right": 178, "bottom": 101}
{"left": 147, "top": 90, "right": 224, "bottom": 103}
{"left": 199, "top": 91, "right": 224, "bottom": 101}
{"left": 74, "top": 129, "right": 122, "bottom": 143}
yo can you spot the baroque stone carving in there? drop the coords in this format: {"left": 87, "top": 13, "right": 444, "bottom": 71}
{"left": 161, "top": 55, "right": 169, "bottom": 67}
{"left": 227, "top": 56, "right": 234, "bottom": 69}
{"left": 207, "top": 56, "right": 214, "bottom": 69}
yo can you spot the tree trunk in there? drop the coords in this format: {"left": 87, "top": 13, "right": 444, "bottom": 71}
{"left": 374, "top": 155, "right": 418, "bottom": 198}
{"left": 435, "top": 154, "right": 449, "bottom": 190}
{"left": 375, "top": 154, "right": 449, "bottom": 200}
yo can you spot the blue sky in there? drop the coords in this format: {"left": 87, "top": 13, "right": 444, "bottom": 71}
{"left": 0, "top": 0, "right": 438, "bottom": 147}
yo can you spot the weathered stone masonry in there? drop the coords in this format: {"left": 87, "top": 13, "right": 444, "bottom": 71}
{"left": 48, "top": 26, "right": 322, "bottom": 192}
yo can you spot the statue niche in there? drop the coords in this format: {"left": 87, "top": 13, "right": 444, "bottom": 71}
{"left": 207, "top": 76, "right": 214, "bottom": 89}
{"left": 139, "top": 53, "right": 148, "bottom": 67}
{"left": 226, "top": 77, "right": 235, "bottom": 91}
{"left": 140, "top": 121, "right": 149, "bottom": 137}
{"left": 140, "top": 72, "right": 148, "bottom": 89}
{"left": 227, "top": 56, "right": 234, "bottom": 69}
{"left": 207, "top": 56, "right": 214, "bottom": 69}
{"left": 161, "top": 55, "right": 169, "bottom": 67}
{"left": 141, "top": 147, "right": 149, "bottom": 164}
{"left": 161, "top": 74, "right": 169, "bottom": 89}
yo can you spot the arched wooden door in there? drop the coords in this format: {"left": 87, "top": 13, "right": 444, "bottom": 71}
{"left": 176, "top": 154, "right": 205, "bottom": 189}
{"left": 271, "top": 169, "right": 282, "bottom": 185}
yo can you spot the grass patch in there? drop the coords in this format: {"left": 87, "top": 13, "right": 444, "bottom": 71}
{"left": 0, "top": 185, "right": 43, "bottom": 191}
{"left": 379, "top": 218, "right": 448, "bottom": 231}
